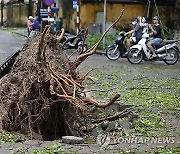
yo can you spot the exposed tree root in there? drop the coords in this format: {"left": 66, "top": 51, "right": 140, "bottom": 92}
{"left": 84, "top": 94, "right": 120, "bottom": 108}
{"left": 0, "top": 9, "right": 131, "bottom": 140}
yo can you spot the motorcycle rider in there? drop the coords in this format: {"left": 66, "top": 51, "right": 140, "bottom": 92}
{"left": 147, "top": 16, "right": 162, "bottom": 59}
{"left": 125, "top": 17, "right": 142, "bottom": 53}
{"left": 139, "top": 16, "right": 149, "bottom": 34}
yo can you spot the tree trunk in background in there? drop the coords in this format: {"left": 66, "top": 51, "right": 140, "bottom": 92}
{"left": 174, "top": 0, "right": 180, "bottom": 39}
{"left": 1, "top": 0, "right": 4, "bottom": 26}
{"left": 61, "top": 0, "right": 73, "bottom": 32}
{"left": 28, "top": 0, "right": 33, "bottom": 16}
{"left": 19, "top": 4, "right": 22, "bottom": 24}
{"left": 7, "top": 2, "right": 13, "bottom": 26}
{"left": 175, "top": 0, "right": 180, "bottom": 31}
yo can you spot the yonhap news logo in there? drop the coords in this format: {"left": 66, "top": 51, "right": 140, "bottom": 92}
{"left": 96, "top": 134, "right": 175, "bottom": 147}
{"left": 96, "top": 134, "right": 111, "bottom": 147}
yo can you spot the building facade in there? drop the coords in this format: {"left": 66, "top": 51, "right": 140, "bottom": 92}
{"left": 0, "top": 0, "right": 178, "bottom": 35}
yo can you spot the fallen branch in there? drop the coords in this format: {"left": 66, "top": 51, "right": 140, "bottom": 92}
{"left": 95, "top": 108, "right": 132, "bottom": 123}
{"left": 84, "top": 93, "right": 120, "bottom": 108}
{"left": 83, "top": 87, "right": 118, "bottom": 93}
{"left": 82, "top": 68, "right": 96, "bottom": 79}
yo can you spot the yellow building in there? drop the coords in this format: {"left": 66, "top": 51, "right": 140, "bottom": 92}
{"left": 0, "top": 0, "right": 176, "bottom": 33}
{"left": 59, "top": 0, "right": 176, "bottom": 33}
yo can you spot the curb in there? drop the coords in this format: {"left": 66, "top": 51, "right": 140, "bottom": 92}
{"left": 12, "top": 32, "right": 27, "bottom": 38}
{"left": 95, "top": 50, "right": 106, "bottom": 55}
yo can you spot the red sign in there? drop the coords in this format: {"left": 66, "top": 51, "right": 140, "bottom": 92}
{"left": 43, "top": 0, "right": 54, "bottom": 7}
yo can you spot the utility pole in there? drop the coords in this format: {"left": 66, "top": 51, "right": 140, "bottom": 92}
{"left": 37, "top": 0, "right": 41, "bottom": 22}
{"left": 76, "top": 0, "right": 80, "bottom": 34}
{"left": 1, "top": 0, "right": 4, "bottom": 26}
{"left": 103, "top": 0, "right": 107, "bottom": 50}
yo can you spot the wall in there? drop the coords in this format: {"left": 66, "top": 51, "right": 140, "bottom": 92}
{"left": 1, "top": 2, "right": 36, "bottom": 27}
{"left": 0, "top": 5, "right": 7, "bottom": 25}
{"left": 60, "top": 2, "right": 176, "bottom": 33}
{"left": 80, "top": 3, "right": 145, "bottom": 30}
{"left": 59, "top": 2, "right": 146, "bottom": 33}
{"left": 11, "top": 4, "right": 28, "bottom": 26}
{"left": 1, "top": 1, "right": 177, "bottom": 35}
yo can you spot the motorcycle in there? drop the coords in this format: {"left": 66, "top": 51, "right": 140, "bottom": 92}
{"left": 127, "top": 33, "right": 179, "bottom": 65}
{"left": 106, "top": 31, "right": 127, "bottom": 60}
{"left": 57, "top": 29, "right": 87, "bottom": 53}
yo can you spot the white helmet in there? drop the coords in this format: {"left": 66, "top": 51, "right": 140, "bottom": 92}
{"left": 28, "top": 16, "right": 34, "bottom": 20}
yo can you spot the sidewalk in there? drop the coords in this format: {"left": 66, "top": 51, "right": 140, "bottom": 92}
{"left": 0, "top": 27, "right": 28, "bottom": 38}
{"left": 12, "top": 28, "right": 28, "bottom": 38}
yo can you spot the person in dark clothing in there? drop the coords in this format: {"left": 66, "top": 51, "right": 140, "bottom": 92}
{"left": 147, "top": 16, "right": 162, "bottom": 58}
{"left": 125, "top": 17, "right": 142, "bottom": 52}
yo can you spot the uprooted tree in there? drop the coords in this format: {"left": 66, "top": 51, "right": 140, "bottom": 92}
{"left": 0, "top": 9, "right": 129, "bottom": 140}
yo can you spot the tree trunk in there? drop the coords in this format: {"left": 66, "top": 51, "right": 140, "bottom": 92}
{"left": 7, "top": 2, "right": 14, "bottom": 26}
{"left": 1, "top": 0, "right": 4, "bottom": 26}
{"left": 175, "top": 0, "right": 180, "bottom": 31}
{"left": 174, "top": 0, "right": 180, "bottom": 39}
{"left": 28, "top": 0, "right": 33, "bottom": 16}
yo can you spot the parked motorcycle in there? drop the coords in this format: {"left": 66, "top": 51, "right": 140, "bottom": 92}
{"left": 106, "top": 31, "right": 127, "bottom": 60}
{"left": 57, "top": 29, "right": 87, "bottom": 53}
{"left": 127, "top": 33, "right": 179, "bottom": 65}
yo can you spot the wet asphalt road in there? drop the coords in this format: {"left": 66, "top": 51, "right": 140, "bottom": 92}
{"left": 0, "top": 31, "right": 24, "bottom": 65}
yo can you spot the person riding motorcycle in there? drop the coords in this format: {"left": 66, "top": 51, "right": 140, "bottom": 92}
{"left": 124, "top": 18, "right": 142, "bottom": 53}
{"left": 139, "top": 16, "right": 149, "bottom": 34}
{"left": 146, "top": 16, "right": 162, "bottom": 59}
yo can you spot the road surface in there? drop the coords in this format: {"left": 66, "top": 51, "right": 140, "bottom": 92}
{"left": 0, "top": 30, "right": 24, "bottom": 65}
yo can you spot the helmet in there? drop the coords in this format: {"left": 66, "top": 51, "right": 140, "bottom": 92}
{"left": 28, "top": 16, "right": 34, "bottom": 20}
{"left": 153, "top": 16, "right": 159, "bottom": 21}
